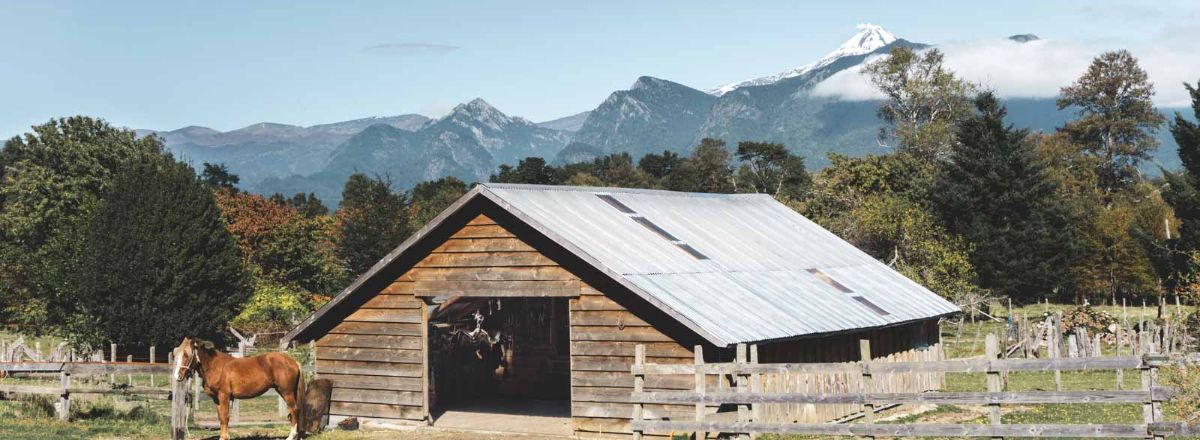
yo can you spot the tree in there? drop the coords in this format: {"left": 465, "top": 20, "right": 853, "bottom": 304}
{"left": 409, "top": 176, "right": 469, "bottom": 228}
{"left": 1160, "top": 80, "right": 1200, "bottom": 292}
{"left": 490, "top": 157, "right": 563, "bottom": 185}
{"left": 51, "top": 152, "right": 250, "bottom": 347}
{"left": 0, "top": 117, "right": 163, "bottom": 332}
{"left": 638, "top": 151, "right": 685, "bottom": 184}
{"left": 270, "top": 192, "right": 329, "bottom": 218}
{"left": 1058, "top": 50, "right": 1166, "bottom": 194}
{"left": 666, "top": 138, "right": 734, "bottom": 193}
{"left": 590, "top": 153, "right": 648, "bottom": 188}
{"left": 935, "top": 93, "right": 1077, "bottom": 301}
{"left": 201, "top": 162, "right": 240, "bottom": 191}
{"left": 1069, "top": 185, "right": 1170, "bottom": 303}
{"left": 863, "top": 47, "right": 975, "bottom": 160}
{"left": 336, "top": 173, "right": 410, "bottom": 275}
{"left": 734, "top": 141, "right": 811, "bottom": 200}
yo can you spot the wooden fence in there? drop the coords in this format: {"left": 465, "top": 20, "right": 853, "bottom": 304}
{"left": 630, "top": 336, "right": 1189, "bottom": 439}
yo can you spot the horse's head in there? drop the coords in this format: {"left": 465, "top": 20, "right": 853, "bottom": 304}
{"left": 173, "top": 337, "right": 210, "bottom": 382}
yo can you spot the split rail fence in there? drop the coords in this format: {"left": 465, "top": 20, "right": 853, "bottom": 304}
{"left": 0, "top": 340, "right": 300, "bottom": 440}
{"left": 630, "top": 336, "right": 1190, "bottom": 439}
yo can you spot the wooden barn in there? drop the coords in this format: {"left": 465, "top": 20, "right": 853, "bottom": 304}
{"left": 283, "top": 183, "right": 959, "bottom": 436}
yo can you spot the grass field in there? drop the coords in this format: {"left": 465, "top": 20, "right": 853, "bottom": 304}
{"left": 0, "top": 302, "right": 1194, "bottom": 439}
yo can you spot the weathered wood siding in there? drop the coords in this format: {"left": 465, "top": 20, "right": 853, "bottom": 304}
{"left": 570, "top": 285, "right": 697, "bottom": 439}
{"left": 316, "top": 213, "right": 586, "bottom": 422}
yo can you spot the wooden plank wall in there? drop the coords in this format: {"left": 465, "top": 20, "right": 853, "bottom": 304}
{"left": 315, "top": 213, "right": 582, "bottom": 422}
{"left": 570, "top": 285, "right": 698, "bottom": 439}
{"left": 757, "top": 320, "right": 943, "bottom": 423}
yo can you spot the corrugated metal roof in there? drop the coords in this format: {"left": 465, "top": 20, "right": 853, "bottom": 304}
{"left": 478, "top": 183, "right": 959, "bottom": 346}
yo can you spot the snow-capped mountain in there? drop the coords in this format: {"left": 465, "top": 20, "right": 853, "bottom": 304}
{"left": 144, "top": 23, "right": 1184, "bottom": 206}
{"left": 709, "top": 23, "right": 897, "bottom": 96}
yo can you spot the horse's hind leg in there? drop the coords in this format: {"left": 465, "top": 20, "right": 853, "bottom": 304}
{"left": 217, "top": 392, "right": 231, "bottom": 440}
{"left": 279, "top": 385, "right": 300, "bottom": 440}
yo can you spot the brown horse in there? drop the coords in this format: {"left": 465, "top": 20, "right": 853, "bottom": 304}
{"left": 174, "top": 337, "right": 305, "bottom": 440}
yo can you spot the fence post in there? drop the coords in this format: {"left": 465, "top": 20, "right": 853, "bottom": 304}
{"left": 694, "top": 345, "right": 705, "bottom": 440}
{"left": 57, "top": 370, "right": 70, "bottom": 421}
{"left": 859, "top": 339, "right": 874, "bottom": 440}
{"left": 750, "top": 345, "right": 761, "bottom": 440}
{"left": 1117, "top": 326, "right": 1125, "bottom": 390}
{"left": 735, "top": 343, "right": 750, "bottom": 440}
{"left": 192, "top": 372, "right": 201, "bottom": 411}
{"left": 632, "top": 344, "right": 645, "bottom": 440}
{"left": 110, "top": 343, "right": 116, "bottom": 384}
{"left": 171, "top": 376, "right": 189, "bottom": 440}
{"left": 985, "top": 334, "right": 1002, "bottom": 440}
{"left": 1141, "top": 354, "right": 1166, "bottom": 440}
{"left": 1052, "top": 313, "right": 1063, "bottom": 391}
{"left": 149, "top": 346, "right": 156, "bottom": 388}
{"left": 126, "top": 355, "right": 133, "bottom": 385}
{"left": 231, "top": 342, "right": 244, "bottom": 425}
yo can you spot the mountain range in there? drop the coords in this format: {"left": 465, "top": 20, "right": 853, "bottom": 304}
{"left": 141, "top": 24, "right": 1187, "bottom": 205}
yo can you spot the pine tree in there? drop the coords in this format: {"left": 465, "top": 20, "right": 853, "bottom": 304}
{"left": 54, "top": 152, "right": 250, "bottom": 347}
{"left": 1058, "top": 50, "right": 1165, "bottom": 194}
{"left": 936, "top": 92, "right": 1076, "bottom": 300}
{"left": 201, "top": 162, "right": 240, "bottom": 191}
{"left": 1160, "top": 81, "right": 1200, "bottom": 289}
{"left": 336, "top": 173, "right": 410, "bottom": 275}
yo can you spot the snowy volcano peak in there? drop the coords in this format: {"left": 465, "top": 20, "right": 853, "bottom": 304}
{"left": 709, "top": 23, "right": 898, "bottom": 96}
{"left": 828, "top": 23, "right": 896, "bottom": 59}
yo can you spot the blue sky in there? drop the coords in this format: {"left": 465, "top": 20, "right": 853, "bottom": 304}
{"left": 1, "top": 0, "right": 1196, "bottom": 137}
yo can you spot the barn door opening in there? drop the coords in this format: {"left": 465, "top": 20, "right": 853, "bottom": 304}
{"left": 427, "top": 297, "right": 570, "bottom": 435}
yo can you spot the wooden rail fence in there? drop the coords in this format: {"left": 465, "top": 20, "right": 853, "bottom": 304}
{"left": 0, "top": 361, "right": 198, "bottom": 439}
{"left": 630, "top": 337, "right": 1189, "bottom": 439}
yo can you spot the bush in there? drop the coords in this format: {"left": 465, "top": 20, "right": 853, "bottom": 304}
{"left": 231, "top": 281, "right": 311, "bottom": 334}
{"left": 1164, "top": 364, "right": 1200, "bottom": 422}
{"left": 1061, "top": 305, "right": 1116, "bottom": 335}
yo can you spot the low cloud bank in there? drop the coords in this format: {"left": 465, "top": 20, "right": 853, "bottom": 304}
{"left": 812, "top": 36, "right": 1199, "bottom": 108}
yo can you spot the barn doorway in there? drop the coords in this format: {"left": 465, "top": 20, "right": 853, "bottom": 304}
{"left": 427, "top": 297, "right": 571, "bottom": 435}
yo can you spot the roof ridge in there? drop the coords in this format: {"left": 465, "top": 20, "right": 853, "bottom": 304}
{"left": 480, "top": 182, "right": 768, "bottom": 199}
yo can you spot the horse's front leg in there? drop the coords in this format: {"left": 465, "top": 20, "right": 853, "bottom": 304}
{"left": 217, "top": 392, "right": 231, "bottom": 440}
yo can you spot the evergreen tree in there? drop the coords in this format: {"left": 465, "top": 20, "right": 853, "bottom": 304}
{"left": 935, "top": 92, "right": 1076, "bottom": 301}
{"left": 490, "top": 157, "right": 563, "bottom": 185}
{"left": 638, "top": 151, "right": 685, "bottom": 182}
{"left": 1160, "top": 80, "right": 1200, "bottom": 289}
{"left": 201, "top": 162, "right": 240, "bottom": 192}
{"left": 336, "top": 173, "right": 410, "bottom": 275}
{"left": 409, "top": 176, "right": 469, "bottom": 227}
{"left": 734, "top": 141, "right": 811, "bottom": 199}
{"left": 0, "top": 117, "right": 163, "bottom": 332}
{"left": 53, "top": 152, "right": 250, "bottom": 347}
{"left": 1058, "top": 50, "right": 1165, "bottom": 194}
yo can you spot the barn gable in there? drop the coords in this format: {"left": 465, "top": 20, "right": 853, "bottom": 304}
{"left": 310, "top": 211, "right": 697, "bottom": 431}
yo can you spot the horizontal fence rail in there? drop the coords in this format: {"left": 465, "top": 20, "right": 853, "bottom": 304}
{"left": 629, "top": 336, "right": 1182, "bottom": 439}
{"left": 632, "top": 421, "right": 1193, "bottom": 438}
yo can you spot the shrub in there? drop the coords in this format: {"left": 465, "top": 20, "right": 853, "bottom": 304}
{"left": 1061, "top": 305, "right": 1116, "bottom": 335}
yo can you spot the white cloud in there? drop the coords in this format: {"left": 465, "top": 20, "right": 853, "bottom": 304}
{"left": 811, "top": 35, "right": 1199, "bottom": 108}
